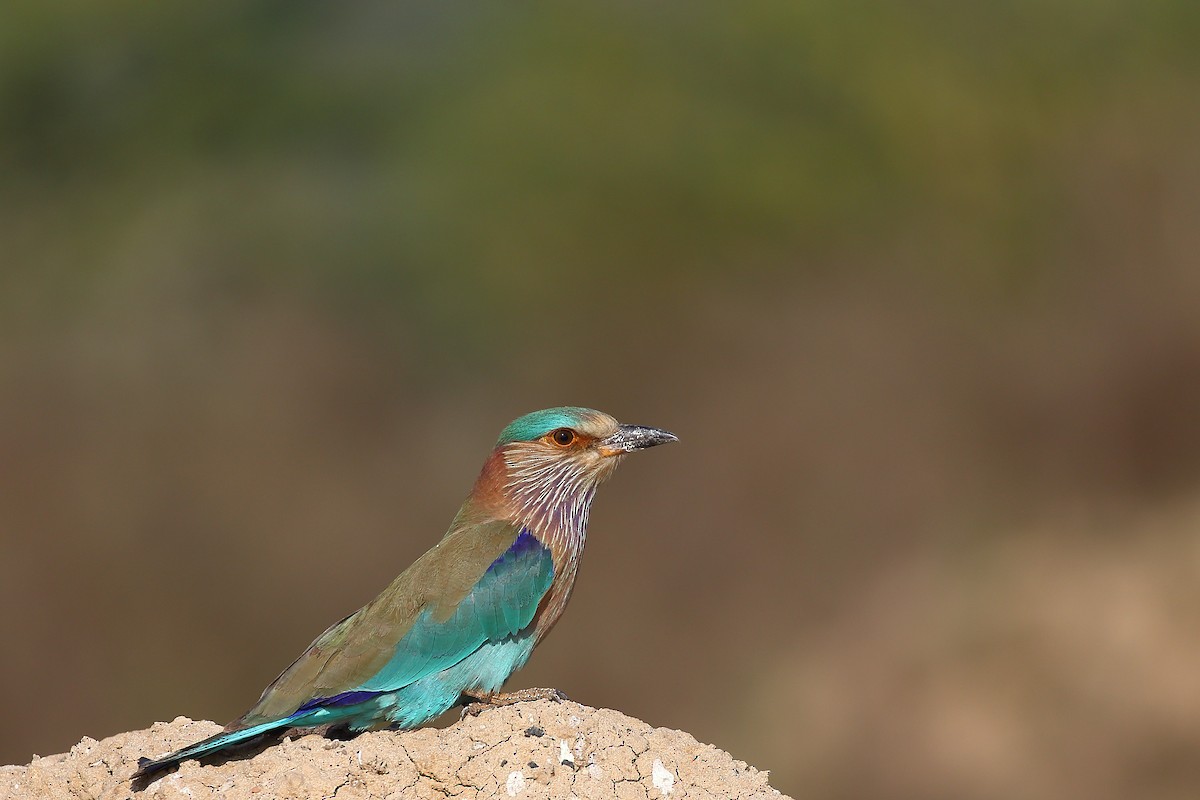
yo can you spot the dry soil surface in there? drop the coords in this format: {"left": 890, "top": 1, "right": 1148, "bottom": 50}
{"left": 1, "top": 700, "right": 786, "bottom": 800}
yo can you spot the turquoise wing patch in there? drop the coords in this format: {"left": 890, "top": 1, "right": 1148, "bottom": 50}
{"left": 358, "top": 530, "right": 554, "bottom": 692}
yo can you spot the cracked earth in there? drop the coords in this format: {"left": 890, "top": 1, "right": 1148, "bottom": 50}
{"left": 1, "top": 701, "right": 787, "bottom": 800}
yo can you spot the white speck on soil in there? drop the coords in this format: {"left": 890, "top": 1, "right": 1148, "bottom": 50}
{"left": 652, "top": 758, "right": 675, "bottom": 796}
{"left": 506, "top": 769, "right": 526, "bottom": 796}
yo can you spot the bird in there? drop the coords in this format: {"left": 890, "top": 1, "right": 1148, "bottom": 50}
{"left": 133, "top": 406, "right": 676, "bottom": 785}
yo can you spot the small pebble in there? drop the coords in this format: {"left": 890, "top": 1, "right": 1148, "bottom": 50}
{"left": 506, "top": 770, "right": 526, "bottom": 796}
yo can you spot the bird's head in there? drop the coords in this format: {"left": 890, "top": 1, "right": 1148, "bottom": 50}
{"left": 487, "top": 407, "right": 677, "bottom": 534}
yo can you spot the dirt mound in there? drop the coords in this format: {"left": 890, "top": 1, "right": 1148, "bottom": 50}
{"left": 1, "top": 700, "right": 787, "bottom": 800}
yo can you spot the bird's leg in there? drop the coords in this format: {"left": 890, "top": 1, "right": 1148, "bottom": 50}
{"left": 460, "top": 687, "right": 569, "bottom": 718}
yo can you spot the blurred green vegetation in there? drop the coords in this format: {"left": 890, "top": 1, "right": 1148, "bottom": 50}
{"left": 4, "top": 1, "right": 1196, "bottom": 336}
{"left": 3, "top": 3, "right": 1200, "bottom": 799}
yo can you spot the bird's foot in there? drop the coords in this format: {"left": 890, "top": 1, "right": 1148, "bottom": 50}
{"left": 460, "top": 687, "right": 569, "bottom": 719}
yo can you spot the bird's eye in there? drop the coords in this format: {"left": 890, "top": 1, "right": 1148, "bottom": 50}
{"left": 551, "top": 428, "right": 576, "bottom": 447}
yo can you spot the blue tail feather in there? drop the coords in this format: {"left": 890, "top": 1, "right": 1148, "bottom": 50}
{"left": 132, "top": 694, "right": 390, "bottom": 784}
{"left": 132, "top": 717, "right": 300, "bottom": 782}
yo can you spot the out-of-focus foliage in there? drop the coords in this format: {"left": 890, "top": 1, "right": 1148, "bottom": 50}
{"left": 2, "top": 3, "right": 1200, "bottom": 799}
{"left": 5, "top": 1, "right": 1196, "bottom": 334}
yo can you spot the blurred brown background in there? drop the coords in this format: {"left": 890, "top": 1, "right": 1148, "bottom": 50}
{"left": 3, "top": 3, "right": 1200, "bottom": 798}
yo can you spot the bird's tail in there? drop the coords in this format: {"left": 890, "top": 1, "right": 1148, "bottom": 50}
{"left": 131, "top": 717, "right": 292, "bottom": 785}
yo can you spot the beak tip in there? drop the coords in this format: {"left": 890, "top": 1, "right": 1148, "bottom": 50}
{"left": 604, "top": 424, "right": 678, "bottom": 453}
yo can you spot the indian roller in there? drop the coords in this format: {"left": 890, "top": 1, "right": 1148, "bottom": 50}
{"left": 133, "top": 407, "right": 676, "bottom": 783}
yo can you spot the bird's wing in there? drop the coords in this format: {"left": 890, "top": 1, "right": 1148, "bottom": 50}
{"left": 234, "top": 521, "right": 553, "bottom": 726}
{"left": 358, "top": 529, "right": 553, "bottom": 691}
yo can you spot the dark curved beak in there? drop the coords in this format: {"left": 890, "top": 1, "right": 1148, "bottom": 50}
{"left": 599, "top": 424, "right": 679, "bottom": 456}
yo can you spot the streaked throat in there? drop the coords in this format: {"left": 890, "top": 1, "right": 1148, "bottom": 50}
{"left": 502, "top": 447, "right": 617, "bottom": 548}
